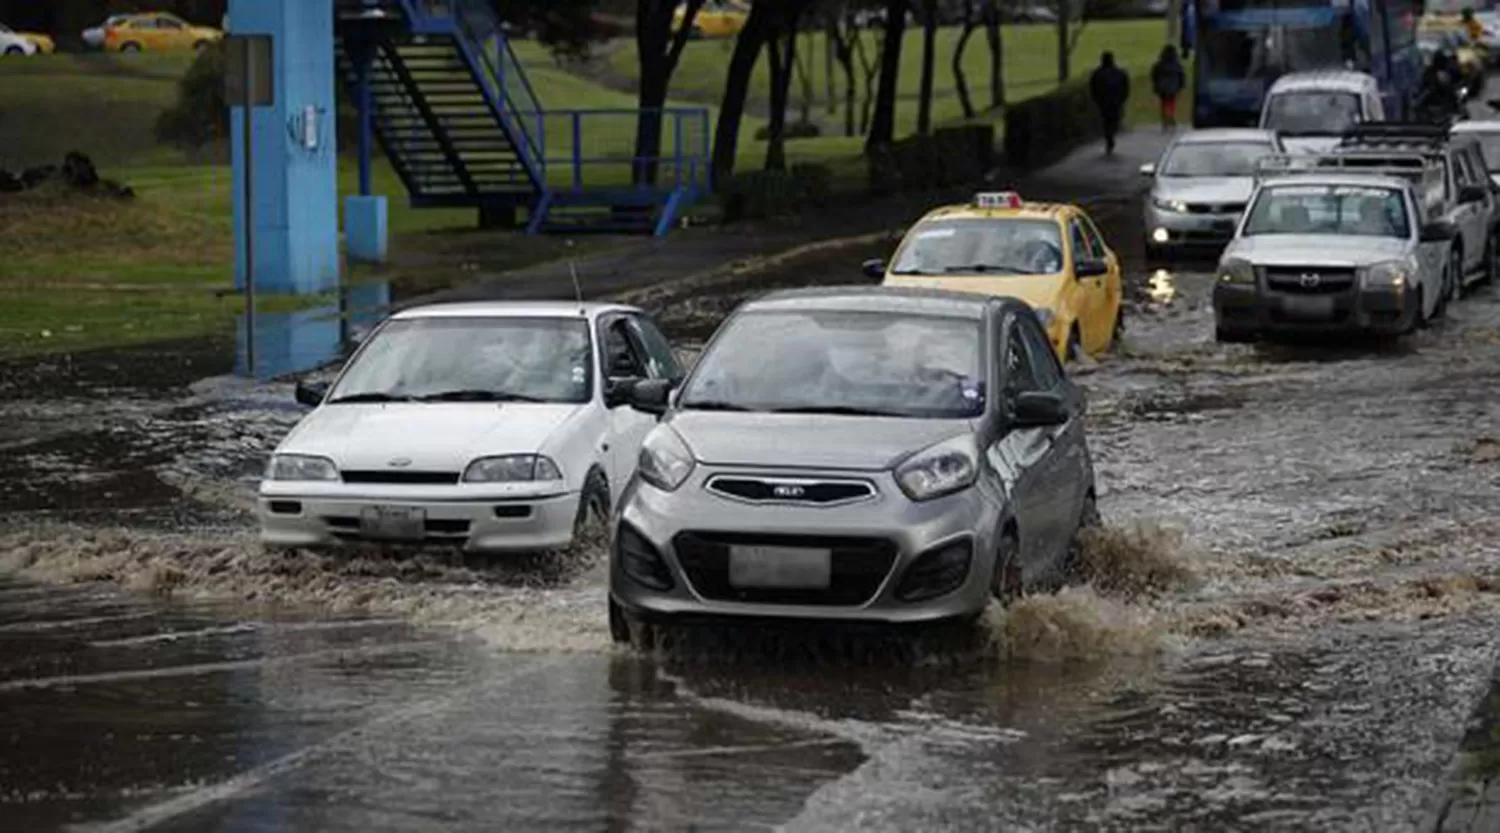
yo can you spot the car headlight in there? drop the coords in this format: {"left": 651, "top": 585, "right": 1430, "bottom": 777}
{"left": 895, "top": 434, "right": 979, "bottom": 502}
{"left": 1217, "top": 258, "right": 1255, "bottom": 285}
{"left": 1360, "top": 259, "right": 1411, "bottom": 289}
{"left": 638, "top": 427, "right": 695, "bottom": 492}
{"left": 1153, "top": 197, "right": 1190, "bottom": 213}
{"left": 265, "top": 454, "right": 339, "bottom": 482}
{"left": 463, "top": 455, "right": 563, "bottom": 483}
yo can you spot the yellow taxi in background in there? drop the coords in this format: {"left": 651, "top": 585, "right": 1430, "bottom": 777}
{"left": 105, "top": 12, "right": 223, "bottom": 52}
{"left": 674, "top": 0, "right": 750, "bottom": 38}
{"left": 871, "top": 192, "right": 1125, "bottom": 362}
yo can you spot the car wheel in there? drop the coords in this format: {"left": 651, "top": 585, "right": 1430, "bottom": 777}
{"left": 989, "top": 528, "right": 1023, "bottom": 605}
{"left": 1112, "top": 305, "right": 1126, "bottom": 345}
{"left": 608, "top": 597, "right": 632, "bottom": 645}
{"left": 1066, "top": 325, "right": 1083, "bottom": 362}
{"left": 3, "top": 46, "right": 23, "bottom": 56}
{"left": 1484, "top": 235, "right": 1498, "bottom": 287}
{"left": 1407, "top": 286, "right": 1426, "bottom": 333}
{"left": 120, "top": 42, "right": 142, "bottom": 53}
{"left": 1058, "top": 492, "right": 1102, "bottom": 584}
{"left": 568, "top": 469, "right": 610, "bottom": 556}
{"left": 193, "top": 40, "right": 210, "bottom": 51}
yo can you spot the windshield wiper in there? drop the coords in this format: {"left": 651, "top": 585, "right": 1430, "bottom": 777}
{"left": 681, "top": 400, "right": 753, "bottom": 412}
{"left": 889, "top": 268, "right": 940, "bottom": 275}
{"left": 946, "top": 264, "right": 1029, "bottom": 275}
{"left": 768, "top": 405, "right": 911, "bottom": 417}
{"left": 325, "top": 392, "right": 413, "bottom": 404}
{"left": 415, "top": 389, "right": 547, "bottom": 403}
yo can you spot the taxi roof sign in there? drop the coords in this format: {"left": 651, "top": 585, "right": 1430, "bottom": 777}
{"left": 975, "top": 191, "right": 1022, "bottom": 209}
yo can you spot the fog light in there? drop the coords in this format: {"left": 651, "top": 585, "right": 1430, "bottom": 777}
{"left": 1151, "top": 227, "right": 1170, "bottom": 244}
{"left": 895, "top": 539, "right": 973, "bottom": 602}
{"left": 616, "top": 523, "right": 674, "bottom": 591}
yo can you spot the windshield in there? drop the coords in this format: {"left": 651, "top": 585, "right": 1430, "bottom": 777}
{"left": 1161, "top": 141, "right": 1276, "bottom": 176}
{"left": 891, "top": 219, "right": 1063, "bottom": 276}
{"left": 1263, "top": 91, "right": 1363, "bottom": 135}
{"left": 328, "top": 316, "right": 593, "bottom": 404}
{"left": 1201, "top": 24, "right": 1353, "bottom": 82}
{"left": 1243, "top": 184, "right": 1411, "bottom": 237}
{"left": 680, "top": 310, "right": 985, "bottom": 419}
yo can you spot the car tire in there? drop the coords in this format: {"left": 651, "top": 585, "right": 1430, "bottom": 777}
{"left": 1112, "top": 305, "right": 1126, "bottom": 345}
{"left": 1483, "top": 235, "right": 1498, "bottom": 287}
{"left": 1066, "top": 326, "right": 1083, "bottom": 362}
{"left": 1215, "top": 325, "right": 1251, "bottom": 344}
{"left": 1059, "top": 492, "right": 1102, "bottom": 584}
{"left": 608, "top": 597, "right": 632, "bottom": 645}
{"left": 120, "top": 42, "right": 142, "bottom": 53}
{"left": 1408, "top": 286, "right": 1427, "bottom": 333}
{"left": 3, "top": 46, "right": 23, "bottom": 56}
{"left": 567, "top": 469, "right": 610, "bottom": 557}
{"left": 989, "top": 527, "right": 1023, "bottom": 605}
{"left": 1434, "top": 248, "right": 1460, "bottom": 320}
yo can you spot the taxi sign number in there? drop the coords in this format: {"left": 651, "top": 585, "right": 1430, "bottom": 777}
{"left": 975, "top": 191, "right": 1022, "bottom": 209}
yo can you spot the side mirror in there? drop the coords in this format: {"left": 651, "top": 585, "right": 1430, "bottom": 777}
{"left": 1421, "top": 219, "right": 1460, "bottom": 241}
{"left": 1138, "top": 162, "right": 1157, "bottom": 177}
{"left": 861, "top": 258, "right": 886, "bottom": 279}
{"left": 603, "top": 377, "right": 639, "bottom": 409}
{"left": 626, "top": 378, "right": 675, "bottom": 416}
{"left": 295, "top": 380, "right": 328, "bottom": 407}
{"left": 1012, "top": 391, "right": 1069, "bottom": 427}
{"left": 1075, "top": 259, "right": 1109, "bottom": 278}
{"left": 1460, "top": 183, "right": 1488, "bottom": 204}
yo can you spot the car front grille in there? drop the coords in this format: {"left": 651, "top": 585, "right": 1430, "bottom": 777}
{"left": 323, "top": 515, "right": 471, "bottom": 541}
{"left": 1263, "top": 266, "right": 1358, "bottom": 295}
{"left": 706, "top": 476, "right": 876, "bottom": 506}
{"left": 1185, "top": 202, "right": 1246, "bottom": 215}
{"left": 672, "top": 531, "right": 898, "bottom": 606}
{"left": 340, "top": 470, "right": 460, "bottom": 485}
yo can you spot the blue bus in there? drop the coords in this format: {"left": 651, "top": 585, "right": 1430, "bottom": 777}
{"left": 1184, "top": 0, "right": 1425, "bottom": 127}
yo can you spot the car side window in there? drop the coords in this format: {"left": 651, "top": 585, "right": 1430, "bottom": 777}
{"left": 628, "top": 315, "right": 682, "bottom": 381}
{"left": 1068, "top": 219, "right": 1095, "bottom": 266}
{"left": 1079, "top": 213, "right": 1109, "bottom": 260}
{"left": 158, "top": 16, "right": 184, "bottom": 29}
{"left": 1003, "top": 319, "right": 1041, "bottom": 397}
{"left": 1017, "top": 317, "right": 1064, "bottom": 390}
{"left": 602, "top": 318, "right": 648, "bottom": 379}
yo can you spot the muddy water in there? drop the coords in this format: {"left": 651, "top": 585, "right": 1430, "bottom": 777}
{"left": 6, "top": 246, "right": 1500, "bottom": 826}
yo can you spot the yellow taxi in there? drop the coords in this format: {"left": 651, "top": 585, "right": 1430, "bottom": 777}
{"left": 674, "top": 0, "right": 750, "bottom": 38}
{"left": 872, "top": 192, "right": 1125, "bottom": 362}
{"left": 104, "top": 12, "right": 223, "bottom": 52}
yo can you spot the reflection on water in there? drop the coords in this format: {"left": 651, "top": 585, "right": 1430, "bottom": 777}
{"left": 236, "top": 282, "right": 390, "bottom": 379}
{"left": 1147, "top": 269, "right": 1177, "bottom": 305}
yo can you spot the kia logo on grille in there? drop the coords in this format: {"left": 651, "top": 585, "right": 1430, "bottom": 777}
{"left": 1299, "top": 272, "right": 1321, "bottom": 288}
{"left": 388, "top": 457, "right": 413, "bottom": 468}
{"left": 772, "top": 484, "right": 805, "bottom": 498}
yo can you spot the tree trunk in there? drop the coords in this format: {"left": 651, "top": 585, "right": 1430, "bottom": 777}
{"left": 984, "top": 0, "right": 1004, "bottom": 110}
{"left": 1056, "top": 0, "right": 1069, "bottom": 83}
{"left": 917, "top": 0, "right": 937, "bottom": 135}
{"left": 765, "top": 26, "right": 798, "bottom": 170}
{"left": 794, "top": 29, "right": 815, "bottom": 125}
{"left": 829, "top": 16, "right": 858, "bottom": 136}
{"left": 854, "top": 23, "right": 882, "bottom": 134}
{"left": 633, "top": 0, "right": 705, "bottom": 185}
{"left": 710, "top": 1, "right": 773, "bottom": 183}
{"left": 866, "top": 0, "right": 908, "bottom": 152}
{"left": 953, "top": 0, "right": 978, "bottom": 120}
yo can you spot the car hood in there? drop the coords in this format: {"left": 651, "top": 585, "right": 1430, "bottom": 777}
{"left": 1281, "top": 136, "right": 1343, "bottom": 155}
{"left": 278, "top": 403, "right": 586, "bottom": 471}
{"left": 1225, "top": 234, "right": 1411, "bottom": 267}
{"left": 668, "top": 411, "right": 973, "bottom": 471}
{"left": 1152, "top": 176, "right": 1254, "bottom": 204}
{"left": 883, "top": 273, "right": 1067, "bottom": 312}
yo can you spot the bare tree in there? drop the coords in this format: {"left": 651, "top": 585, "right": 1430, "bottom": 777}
{"left": 983, "top": 0, "right": 1004, "bottom": 110}
{"left": 764, "top": 0, "right": 818, "bottom": 170}
{"left": 827, "top": 9, "right": 861, "bottom": 136}
{"left": 633, "top": 0, "right": 706, "bottom": 184}
{"left": 710, "top": 1, "right": 775, "bottom": 182}
{"left": 865, "top": 0, "right": 909, "bottom": 152}
{"left": 952, "top": 0, "right": 980, "bottom": 119}
{"left": 854, "top": 16, "right": 885, "bottom": 134}
{"left": 916, "top": 0, "right": 938, "bottom": 134}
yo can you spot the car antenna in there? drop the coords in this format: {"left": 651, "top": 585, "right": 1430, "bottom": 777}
{"left": 566, "top": 239, "right": 584, "bottom": 315}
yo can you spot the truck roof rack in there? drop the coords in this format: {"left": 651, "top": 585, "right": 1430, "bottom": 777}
{"left": 1253, "top": 151, "right": 1446, "bottom": 210}
{"left": 1339, "top": 122, "right": 1450, "bottom": 149}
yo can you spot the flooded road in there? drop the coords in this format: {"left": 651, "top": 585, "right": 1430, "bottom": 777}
{"left": 6, "top": 142, "right": 1500, "bottom": 830}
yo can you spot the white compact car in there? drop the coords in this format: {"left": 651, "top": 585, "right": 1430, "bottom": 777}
{"left": 0, "top": 25, "right": 38, "bottom": 56}
{"left": 259, "top": 301, "right": 683, "bottom": 554}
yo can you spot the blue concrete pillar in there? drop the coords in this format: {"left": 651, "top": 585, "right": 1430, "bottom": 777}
{"left": 230, "top": 0, "right": 339, "bottom": 296}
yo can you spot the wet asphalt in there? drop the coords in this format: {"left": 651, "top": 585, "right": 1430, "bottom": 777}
{"left": 5, "top": 130, "right": 1500, "bottom": 832}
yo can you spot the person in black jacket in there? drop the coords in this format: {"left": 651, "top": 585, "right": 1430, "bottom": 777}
{"left": 1150, "top": 45, "right": 1186, "bottom": 131}
{"left": 1090, "top": 51, "right": 1131, "bottom": 155}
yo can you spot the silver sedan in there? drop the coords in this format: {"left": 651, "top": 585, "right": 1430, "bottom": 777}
{"left": 607, "top": 286, "right": 1099, "bottom": 640}
{"left": 1142, "top": 128, "right": 1283, "bottom": 258}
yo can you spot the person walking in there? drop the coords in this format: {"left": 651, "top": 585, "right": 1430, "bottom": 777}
{"left": 1150, "top": 45, "right": 1186, "bottom": 131}
{"left": 1090, "top": 51, "right": 1131, "bottom": 155}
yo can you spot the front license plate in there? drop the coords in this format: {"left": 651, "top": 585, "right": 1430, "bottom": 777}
{"left": 359, "top": 506, "right": 425, "bottom": 541}
{"left": 728, "top": 545, "right": 832, "bottom": 589}
{"left": 1281, "top": 295, "right": 1334, "bottom": 318}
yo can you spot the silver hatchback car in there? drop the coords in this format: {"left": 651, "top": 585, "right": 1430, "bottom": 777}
{"left": 607, "top": 287, "right": 1099, "bottom": 640}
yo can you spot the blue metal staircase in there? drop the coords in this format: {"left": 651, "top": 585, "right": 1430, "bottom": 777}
{"left": 333, "top": 0, "right": 711, "bottom": 235}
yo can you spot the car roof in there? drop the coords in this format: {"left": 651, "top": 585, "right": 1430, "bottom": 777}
{"left": 745, "top": 285, "right": 1025, "bottom": 320}
{"left": 1267, "top": 70, "right": 1377, "bottom": 94}
{"left": 1173, "top": 128, "right": 1279, "bottom": 144}
{"left": 391, "top": 300, "right": 637, "bottom": 320}
{"left": 1259, "top": 173, "right": 1414, "bottom": 191}
{"left": 918, "top": 201, "right": 1073, "bottom": 223}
